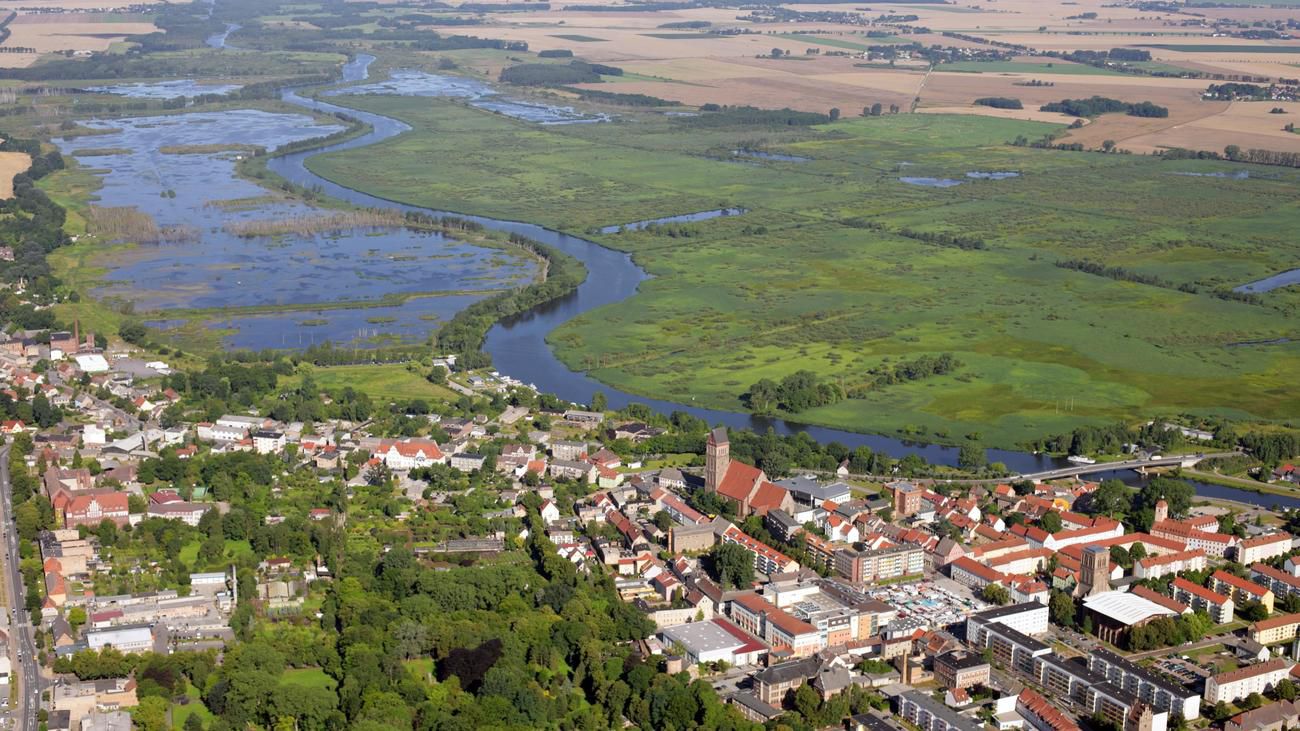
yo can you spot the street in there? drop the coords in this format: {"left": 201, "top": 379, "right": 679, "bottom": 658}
{"left": 0, "top": 445, "right": 39, "bottom": 731}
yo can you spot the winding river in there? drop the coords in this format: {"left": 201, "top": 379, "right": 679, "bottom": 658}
{"left": 264, "top": 54, "right": 1294, "bottom": 503}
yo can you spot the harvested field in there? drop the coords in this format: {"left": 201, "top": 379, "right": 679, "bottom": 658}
{"left": 0, "top": 12, "right": 158, "bottom": 67}
{"left": 0, "top": 151, "right": 28, "bottom": 198}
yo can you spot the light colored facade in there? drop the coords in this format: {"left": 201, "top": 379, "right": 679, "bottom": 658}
{"left": 1172, "top": 578, "right": 1235, "bottom": 624}
{"left": 1205, "top": 659, "right": 1296, "bottom": 704}
{"left": 833, "top": 544, "right": 924, "bottom": 584}
{"left": 1089, "top": 649, "right": 1201, "bottom": 720}
{"left": 899, "top": 690, "right": 985, "bottom": 731}
{"left": 1238, "top": 533, "right": 1293, "bottom": 565}
{"left": 1249, "top": 614, "right": 1300, "bottom": 645}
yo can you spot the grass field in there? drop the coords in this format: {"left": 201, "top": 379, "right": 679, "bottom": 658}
{"left": 282, "top": 363, "right": 460, "bottom": 404}
{"left": 180, "top": 539, "right": 254, "bottom": 569}
{"left": 303, "top": 95, "right": 1300, "bottom": 447}
{"left": 282, "top": 668, "right": 338, "bottom": 690}
{"left": 940, "top": 60, "right": 1126, "bottom": 76}
{"left": 171, "top": 686, "right": 213, "bottom": 731}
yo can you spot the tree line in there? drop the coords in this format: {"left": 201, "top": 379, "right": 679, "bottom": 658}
{"left": 500, "top": 60, "right": 622, "bottom": 86}
{"left": 434, "top": 232, "right": 587, "bottom": 369}
{"left": 1055, "top": 258, "right": 1262, "bottom": 305}
{"left": 1041, "top": 96, "right": 1168, "bottom": 118}
{"left": 975, "top": 97, "right": 1023, "bottom": 110}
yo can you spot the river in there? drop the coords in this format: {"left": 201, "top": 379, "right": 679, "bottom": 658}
{"left": 266, "top": 54, "right": 1283, "bottom": 498}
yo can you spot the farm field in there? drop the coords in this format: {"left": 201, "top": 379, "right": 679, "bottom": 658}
{"left": 0, "top": 151, "right": 29, "bottom": 198}
{"left": 0, "top": 12, "right": 159, "bottom": 68}
{"left": 308, "top": 94, "right": 1300, "bottom": 446}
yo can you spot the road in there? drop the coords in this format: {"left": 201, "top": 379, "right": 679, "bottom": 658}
{"left": 1014, "top": 452, "right": 1241, "bottom": 482}
{"left": 826, "top": 451, "right": 1244, "bottom": 487}
{"left": 0, "top": 445, "right": 39, "bottom": 731}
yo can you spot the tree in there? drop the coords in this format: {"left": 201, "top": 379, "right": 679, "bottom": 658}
{"left": 590, "top": 391, "right": 607, "bottom": 412}
{"left": 1110, "top": 545, "right": 1131, "bottom": 569}
{"left": 981, "top": 584, "right": 1010, "bottom": 605}
{"left": 1102, "top": 139, "right": 1116, "bottom": 152}
{"left": 653, "top": 510, "right": 672, "bottom": 533}
{"left": 958, "top": 444, "right": 986, "bottom": 471}
{"left": 1040, "top": 512, "right": 1063, "bottom": 533}
{"left": 426, "top": 366, "right": 447, "bottom": 385}
{"left": 870, "top": 102, "right": 883, "bottom": 116}
{"left": 183, "top": 714, "right": 205, "bottom": 731}
{"left": 67, "top": 606, "right": 87, "bottom": 634}
{"left": 771, "top": 48, "right": 783, "bottom": 58}
{"left": 1138, "top": 477, "right": 1193, "bottom": 518}
{"left": 793, "top": 682, "right": 821, "bottom": 720}
{"left": 829, "top": 108, "right": 841, "bottom": 121}
{"left": 96, "top": 519, "right": 118, "bottom": 548}
{"left": 712, "top": 543, "right": 754, "bottom": 589}
{"left": 1081, "top": 614, "right": 1094, "bottom": 636}
{"left": 133, "top": 696, "right": 169, "bottom": 731}
{"left": 1050, "top": 590, "right": 1076, "bottom": 628}
{"left": 1089, "top": 479, "right": 1132, "bottom": 517}
{"left": 1277, "top": 679, "right": 1297, "bottom": 701}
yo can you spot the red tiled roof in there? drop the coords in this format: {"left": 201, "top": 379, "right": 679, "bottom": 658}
{"left": 950, "top": 556, "right": 1004, "bottom": 583}
{"left": 1242, "top": 532, "right": 1293, "bottom": 548}
{"left": 716, "top": 460, "right": 764, "bottom": 503}
{"left": 1018, "top": 688, "right": 1081, "bottom": 731}
{"left": 1137, "top": 548, "right": 1206, "bottom": 569}
{"left": 1213, "top": 570, "right": 1271, "bottom": 598}
{"left": 1251, "top": 613, "right": 1300, "bottom": 632}
{"left": 1131, "top": 586, "right": 1188, "bottom": 614}
{"left": 1172, "top": 577, "right": 1231, "bottom": 605}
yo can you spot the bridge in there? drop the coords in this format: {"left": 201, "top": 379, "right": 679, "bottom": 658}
{"left": 1013, "top": 451, "right": 1241, "bottom": 483}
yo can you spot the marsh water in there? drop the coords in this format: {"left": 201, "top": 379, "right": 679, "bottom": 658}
{"left": 84, "top": 80, "right": 243, "bottom": 99}
{"left": 324, "top": 69, "right": 611, "bottom": 125}
{"left": 1234, "top": 268, "right": 1300, "bottom": 294}
{"left": 56, "top": 107, "right": 533, "bottom": 349}
{"left": 599, "top": 208, "right": 746, "bottom": 234}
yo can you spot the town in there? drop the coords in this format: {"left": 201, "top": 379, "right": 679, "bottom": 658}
{"left": 0, "top": 318, "right": 1298, "bottom": 731}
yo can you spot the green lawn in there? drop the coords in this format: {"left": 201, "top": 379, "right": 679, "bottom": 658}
{"left": 282, "top": 667, "right": 338, "bottom": 690}
{"left": 307, "top": 95, "right": 1300, "bottom": 447}
{"left": 281, "top": 363, "right": 459, "bottom": 404}
{"left": 179, "top": 539, "right": 253, "bottom": 570}
{"left": 940, "top": 60, "right": 1127, "bottom": 76}
{"left": 171, "top": 684, "right": 213, "bottom": 730}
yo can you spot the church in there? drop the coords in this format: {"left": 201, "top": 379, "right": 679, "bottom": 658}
{"left": 705, "top": 427, "right": 794, "bottom": 518}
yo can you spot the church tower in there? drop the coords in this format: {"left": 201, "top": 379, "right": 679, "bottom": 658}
{"left": 705, "top": 427, "right": 729, "bottom": 492}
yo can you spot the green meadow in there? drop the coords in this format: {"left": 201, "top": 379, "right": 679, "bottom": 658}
{"left": 306, "top": 94, "right": 1300, "bottom": 447}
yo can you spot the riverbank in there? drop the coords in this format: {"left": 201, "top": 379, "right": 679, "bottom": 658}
{"left": 1180, "top": 468, "right": 1300, "bottom": 499}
